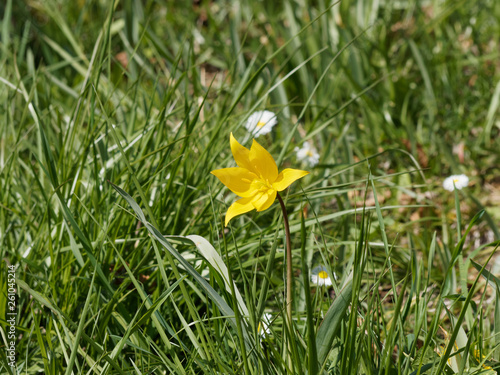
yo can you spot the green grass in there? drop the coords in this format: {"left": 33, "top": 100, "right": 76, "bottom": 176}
{"left": 1, "top": 0, "right": 500, "bottom": 373}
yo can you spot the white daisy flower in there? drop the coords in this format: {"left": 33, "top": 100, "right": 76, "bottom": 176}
{"left": 244, "top": 110, "right": 277, "bottom": 137}
{"left": 443, "top": 174, "right": 469, "bottom": 192}
{"left": 311, "top": 266, "right": 333, "bottom": 286}
{"left": 258, "top": 313, "right": 272, "bottom": 336}
{"left": 294, "top": 142, "right": 320, "bottom": 166}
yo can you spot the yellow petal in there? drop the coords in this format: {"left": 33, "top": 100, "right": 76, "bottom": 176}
{"left": 211, "top": 168, "right": 259, "bottom": 197}
{"left": 225, "top": 197, "right": 255, "bottom": 226}
{"left": 272, "top": 168, "right": 309, "bottom": 191}
{"left": 249, "top": 139, "right": 278, "bottom": 181}
{"left": 230, "top": 133, "right": 256, "bottom": 173}
{"left": 251, "top": 190, "right": 277, "bottom": 212}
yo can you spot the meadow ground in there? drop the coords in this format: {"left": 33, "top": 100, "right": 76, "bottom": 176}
{"left": 1, "top": 0, "right": 500, "bottom": 374}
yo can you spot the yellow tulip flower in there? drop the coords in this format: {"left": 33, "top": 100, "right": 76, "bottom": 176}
{"left": 211, "top": 133, "right": 309, "bottom": 226}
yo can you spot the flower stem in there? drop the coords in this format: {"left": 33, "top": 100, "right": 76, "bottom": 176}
{"left": 276, "top": 193, "right": 293, "bottom": 341}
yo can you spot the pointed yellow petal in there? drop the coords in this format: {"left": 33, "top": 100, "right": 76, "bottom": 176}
{"left": 249, "top": 139, "right": 278, "bottom": 181}
{"left": 251, "top": 190, "right": 277, "bottom": 212}
{"left": 225, "top": 197, "right": 255, "bottom": 226}
{"left": 272, "top": 168, "right": 309, "bottom": 191}
{"left": 230, "top": 133, "right": 256, "bottom": 173}
{"left": 211, "top": 168, "right": 259, "bottom": 197}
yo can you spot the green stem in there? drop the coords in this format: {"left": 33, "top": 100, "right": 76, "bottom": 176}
{"left": 276, "top": 192, "right": 293, "bottom": 364}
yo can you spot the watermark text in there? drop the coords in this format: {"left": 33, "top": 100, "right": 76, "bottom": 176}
{"left": 6, "top": 265, "right": 17, "bottom": 369}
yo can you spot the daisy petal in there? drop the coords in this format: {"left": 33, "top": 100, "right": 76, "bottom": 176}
{"left": 272, "top": 168, "right": 309, "bottom": 191}
{"left": 245, "top": 111, "right": 277, "bottom": 137}
{"left": 295, "top": 142, "right": 320, "bottom": 166}
{"left": 249, "top": 139, "right": 278, "bottom": 181}
{"left": 311, "top": 266, "right": 333, "bottom": 286}
{"left": 442, "top": 174, "right": 469, "bottom": 191}
{"left": 211, "top": 168, "right": 259, "bottom": 197}
{"left": 225, "top": 197, "right": 255, "bottom": 226}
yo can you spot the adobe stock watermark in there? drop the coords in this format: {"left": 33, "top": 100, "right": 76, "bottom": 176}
{"left": 6, "top": 265, "right": 17, "bottom": 370}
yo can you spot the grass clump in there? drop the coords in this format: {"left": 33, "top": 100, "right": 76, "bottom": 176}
{"left": 1, "top": 0, "right": 500, "bottom": 374}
